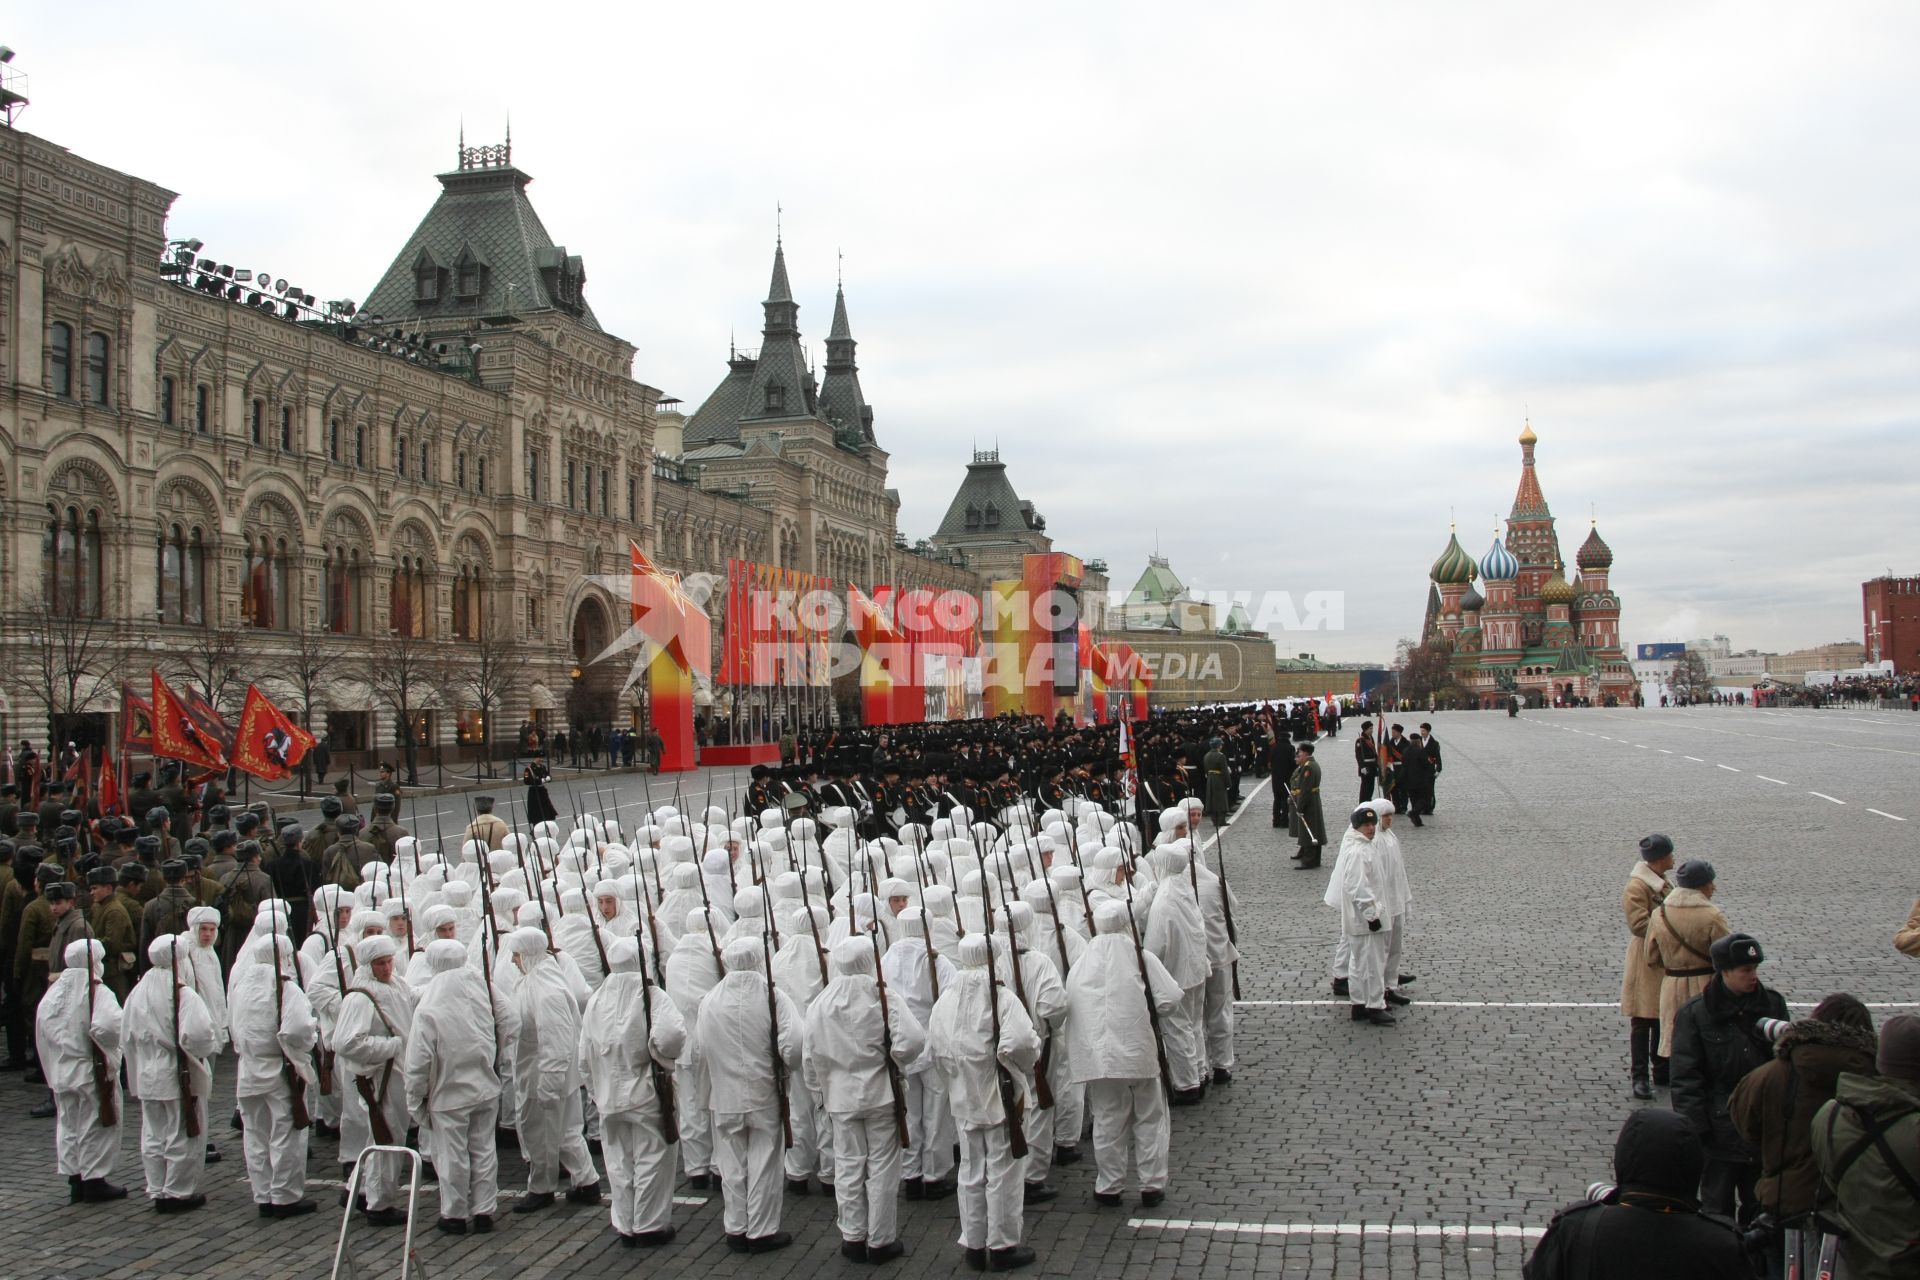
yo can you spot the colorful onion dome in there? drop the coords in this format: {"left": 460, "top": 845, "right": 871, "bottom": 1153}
{"left": 1479, "top": 537, "right": 1518, "bottom": 582}
{"left": 1429, "top": 532, "right": 1477, "bottom": 585}
{"left": 1459, "top": 584, "right": 1485, "bottom": 613}
{"left": 1541, "top": 568, "right": 1575, "bottom": 605}
{"left": 1577, "top": 523, "right": 1613, "bottom": 571}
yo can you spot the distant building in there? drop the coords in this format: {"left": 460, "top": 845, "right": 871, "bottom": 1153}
{"left": 1112, "top": 554, "right": 1214, "bottom": 631}
{"left": 1424, "top": 424, "right": 1635, "bottom": 706}
{"left": 1863, "top": 575, "right": 1920, "bottom": 675}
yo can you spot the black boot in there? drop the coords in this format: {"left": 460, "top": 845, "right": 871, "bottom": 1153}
{"left": 1651, "top": 1052, "right": 1670, "bottom": 1088}
{"left": 1629, "top": 1019, "right": 1653, "bottom": 1099}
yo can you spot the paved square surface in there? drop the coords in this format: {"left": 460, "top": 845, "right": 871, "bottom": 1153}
{"left": 4, "top": 707, "right": 1915, "bottom": 1278}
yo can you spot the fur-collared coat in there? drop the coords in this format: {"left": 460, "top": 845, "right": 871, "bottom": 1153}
{"left": 1643, "top": 887, "right": 1729, "bottom": 1057}
{"left": 1618, "top": 863, "right": 1671, "bottom": 1020}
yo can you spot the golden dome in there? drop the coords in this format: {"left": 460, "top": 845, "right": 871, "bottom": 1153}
{"left": 1541, "top": 568, "right": 1575, "bottom": 605}
{"left": 1518, "top": 419, "right": 1537, "bottom": 447}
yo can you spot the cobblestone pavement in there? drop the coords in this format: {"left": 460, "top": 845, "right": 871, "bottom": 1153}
{"left": 3, "top": 707, "right": 1915, "bottom": 1278}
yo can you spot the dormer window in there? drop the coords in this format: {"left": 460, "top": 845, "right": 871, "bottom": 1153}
{"left": 983, "top": 504, "right": 1002, "bottom": 528}
{"left": 413, "top": 248, "right": 444, "bottom": 304}
{"left": 454, "top": 247, "right": 487, "bottom": 302}
{"left": 765, "top": 383, "right": 786, "bottom": 413}
{"left": 965, "top": 505, "right": 982, "bottom": 530}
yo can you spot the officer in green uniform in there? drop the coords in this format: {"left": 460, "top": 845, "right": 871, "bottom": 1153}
{"left": 1287, "top": 742, "right": 1326, "bottom": 869}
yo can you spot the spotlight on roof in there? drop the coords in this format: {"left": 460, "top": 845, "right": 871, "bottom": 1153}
{"left": 225, "top": 285, "right": 242, "bottom": 300}
{"left": 197, "top": 258, "right": 216, "bottom": 272}
{"left": 183, "top": 238, "right": 203, "bottom": 253}
{"left": 274, "top": 278, "right": 288, "bottom": 294}
{"left": 234, "top": 269, "right": 253, "bottom": 283}
{"left": 301, "top": 293, "right": 316, "bottom": 307}
{"left": 282, "top": 301, "right": 299, "bottom": 319}
{"left": 217, "top": 264, "right": 234, "bottom": 278}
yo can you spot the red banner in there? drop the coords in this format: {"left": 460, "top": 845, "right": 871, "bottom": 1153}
{"left": 96, "top": 744, "right": 122, "bottom": 818}
{"left": 230, "top": 684, "right": 314, "bottom": 782}
{"left": 151, "top": 670, "right": 228, "bottom": 773}
{"left": 121, "top": 681, "right": 155, "bottom": 753}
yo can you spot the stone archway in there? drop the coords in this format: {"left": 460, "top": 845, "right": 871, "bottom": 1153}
{"left": 569, "top": 595, "right": 625, "bottom": 733}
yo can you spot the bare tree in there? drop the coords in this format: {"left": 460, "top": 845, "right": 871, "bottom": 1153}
{"left": 1395, "top": 636, "right": 1466, "bottom": 709}
{"left": 167, "top": 625, "right": 250, "bottom": 716}
{"left": 1666, "top": 650, "right": 1715, "bottom": 705}
{"left": 438, "top": 627, "right": 529, "bottom": 778}
{"left": 365, "top": 627, "right": 436, "bottom": 785}
{"left": 262, "top": 620, "right": 350, "bottom": 796}
{"left": 12, "top": 590, "right": 121, "bottom": 750}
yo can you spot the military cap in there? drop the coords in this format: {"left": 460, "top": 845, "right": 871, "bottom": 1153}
{"left": 320, "top": 797, "right": 343, "bottom": 818}
{"left": 337, "top": 815, "right": 364, "bottom": 834}
{"left": 135, "top": 835, "right": 162, "bottom": 857}
{"left": 160, "top": 859, "right": 188, "bottom": 881}
{"left": 85, "top": 866, "right": 116, "bottom": 888}
{"left": 43, "top": 881, "right": 77, "bottom": 902}
{"left": 183, "top": 837, "right": 211, "bottom": 859}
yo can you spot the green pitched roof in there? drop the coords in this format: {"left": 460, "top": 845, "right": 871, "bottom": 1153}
{"left": 934, "top": 451, "right": 1044, "bottom": 539}
{"left": 1124, "top": 556, "right": 1188, "bottom": 607}
{"left": 362, "top": 154, "right": 599, "bottom": 331}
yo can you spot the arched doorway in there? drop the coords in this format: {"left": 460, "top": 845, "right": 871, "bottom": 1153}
{"left": 569, "top": 596, "right": 627, "bottom": 737}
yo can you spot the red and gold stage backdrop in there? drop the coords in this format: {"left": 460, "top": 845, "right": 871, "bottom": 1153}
{"left": 631, "top": 542, "right": 711, "bottom": 773}
{"left": 877, "top": 584, "right": 981, "bottom": 725}
{"left": 718, "top": 559, "right": 836, "bottom": 689}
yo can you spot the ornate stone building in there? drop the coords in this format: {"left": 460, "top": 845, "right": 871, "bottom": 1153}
{"left": 1423, "top": 424, "right": 1634, "bottom": 706}
{"left": 0, "top": 123, "right": 984, "bottom": 760}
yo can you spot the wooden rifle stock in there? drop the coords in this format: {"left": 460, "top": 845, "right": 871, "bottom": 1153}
{"left": 79, "top": 921, "right": 118, "bottom": 1128}
{"left": 170, "top": 949, "right": 201, "bottom": 1138}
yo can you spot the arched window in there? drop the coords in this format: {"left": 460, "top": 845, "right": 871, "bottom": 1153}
{"left": 456, "top": 452, "right": 467, "bottom": 490}
{"left": 280, "top": 406, "right": 294, "bottom": 452}
{"left": 49, "top": 323, "right": 73, "bottom": 397}
{"left": 354, "top": 424, "right": 367, "bottom": 468}
{"left": 326, "top": 546, "right": 364, "bottom": 635}
{"left": 242, "top": 535, "right": 291, "bottom": 630}
{"left": 86, "top": 333, "right": 110, "bottom": 405}
{"left": 157, "top": 523, "right": 207, "bottom": 626}
{"left": 419, "top": 443, "right": 431, "bottom": 482}
{"left": 328, "top": 418, "right": 341, "bottom": 462}
{"left": 250, "top": 398, "right": 265, "bottom": 446}
{"left": 477, "top": 456, "right": 488, "bottom": 495}
{"left": 160, "top": 376, "right": 176, "bottom": 425}
{"left": 396, "top": 437, "right": 408, "bottom": 477}
{"left": 390, "top": 554, "right": 430, "bottom": 638}
{"left": 41, "top": 504, "right": 104, "bottom": 617}
{"left": 451, "top": 536, "right": 490, "bottom": 641}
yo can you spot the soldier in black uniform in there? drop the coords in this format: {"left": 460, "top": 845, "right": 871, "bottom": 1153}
{"left": 0, "top": 784, "right": 18, "bottom": 838}
{"left": 1354, "top": 722, "right": 1380, "bottom": 803}
{"left": 127, "top": 773, "right": 161, "bottom": 827}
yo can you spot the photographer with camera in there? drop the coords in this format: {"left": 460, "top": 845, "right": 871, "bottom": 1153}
{"left": 1670, "top": 932, "right": 1790, "bottom": 1226}
{"left": 1523, "top": 1109, "right": 1750, "bottom": 1279}
{"left": 1729, "top": 993, "right": 1878, "bottom": 1275}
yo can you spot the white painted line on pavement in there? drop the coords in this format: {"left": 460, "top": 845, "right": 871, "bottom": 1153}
{"left": 1634, "top": 744, "right": 1650, "bottom": 749}
{"left": 1658, "top": 749, "right": 1673, "bottom": 754}
{"left": 1756, "top": 776, "right": 1787, "bottom": 785}
{"left": 1867, "top": 809, "right": 1906, "bottom": 821}
{"left": 1718, "top": 764, "right": 1741, "bottom": 772}
{"left": 1198, "top": 775, "right": 1273, "bottom": 856}
{"left": 1810, "top": 792, "right": 1846, "bottom": 805}
{"left": 1685, "top": 756, "right": 1705, "bottom": 762}
{"left": 1128, "top": 1219, "right": 1545, "bottom": 1243}
{"left": 1233, "top": 1000, "right": 1920, "bottom": 1010}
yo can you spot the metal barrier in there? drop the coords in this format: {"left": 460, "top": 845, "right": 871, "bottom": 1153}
{"left": 330, "top": 1143, "right": 425, "bottom": 1280}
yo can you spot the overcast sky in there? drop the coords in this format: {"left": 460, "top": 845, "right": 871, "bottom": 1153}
{"left": 20, "top": 3, "right": 1920, "bottom": 662}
